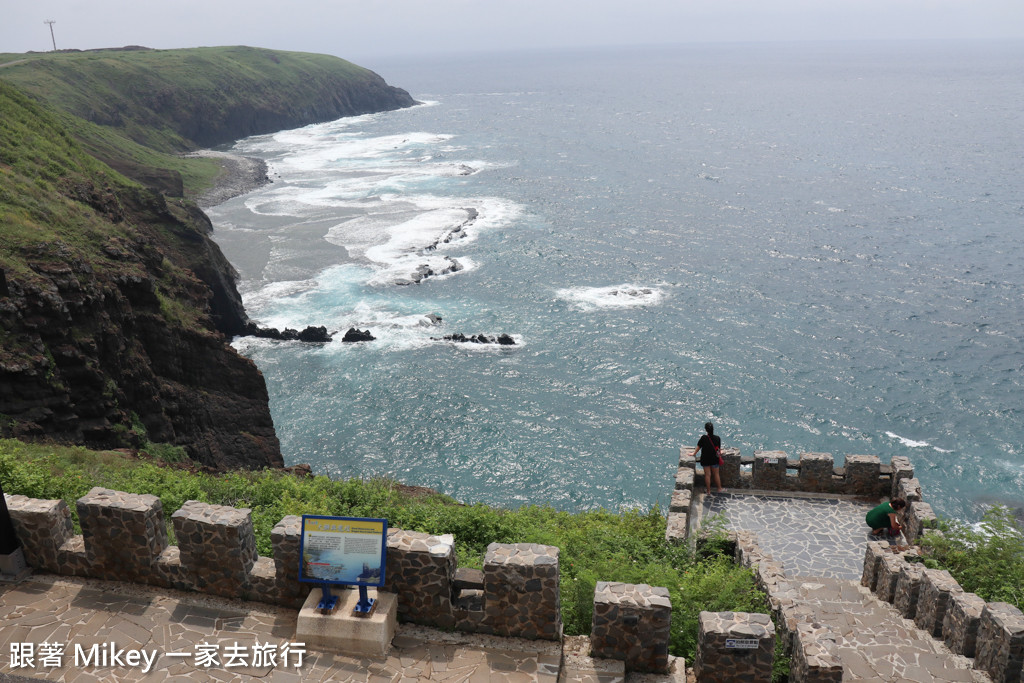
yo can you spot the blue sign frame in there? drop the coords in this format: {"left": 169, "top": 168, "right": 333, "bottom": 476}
{"left": 298, "top": 515, "right": 388, "bottom": 587}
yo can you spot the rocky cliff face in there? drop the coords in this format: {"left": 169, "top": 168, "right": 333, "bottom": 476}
{"left": 0, "top": 183, "right": 282, "bottom": 470}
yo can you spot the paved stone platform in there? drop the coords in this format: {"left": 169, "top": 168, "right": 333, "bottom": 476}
{"left": 699, "top": 491, "right": 882, "bottom": 579}
{"left": 786, "top": 577, "right": 988, "bottom": 683}
{"left": 0, "top": 575, "right": 561, "bottom": 682}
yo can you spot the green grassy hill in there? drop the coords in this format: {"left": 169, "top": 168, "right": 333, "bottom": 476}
{"left": 0, "top": 46, "right": 414, "bottom": 467}
{"left": 0, "top": 45, "right": 415, "bottom": 196}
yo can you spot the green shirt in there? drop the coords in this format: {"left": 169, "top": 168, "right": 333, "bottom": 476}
{"left": 866, "top": 502, "right": 896, "bottom": 530}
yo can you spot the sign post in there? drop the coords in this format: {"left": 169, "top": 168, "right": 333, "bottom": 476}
{"left": 299, "top": 516, "right": 387, "bottom": 617}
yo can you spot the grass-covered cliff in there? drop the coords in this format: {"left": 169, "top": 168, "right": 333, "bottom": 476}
{"left": 0, "top": 47, "right": 415, "bottom": 468}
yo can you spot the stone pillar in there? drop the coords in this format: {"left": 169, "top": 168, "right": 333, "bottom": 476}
{"left": 752, "top": 450, "right": 786, "bottom": 490}
{"left": 896, "top": 477, "right": 923, "bottom": 503}
{"left": 904, "top": 501, "right": 938, "bottom": 544}
{"left": 719, "top": 447, "right": 742, "bottom": 489}
{"left": 893, "top": 563, "right": 926, "bottom": 619}
{"left": 975, "top": 602, "right": 1024, "bottom": 683}
{"left": 874, "top": 554, "right": 905, "bottom": 603}
{"left": 943, "top": 591, "right": 987, "bottom": 657}
{"left": 269, "top": 515, "right": 307, "bottom": 606}
{"left": 889, "top": 456, "right": 914, "bottom": 499}
{"left": 384, "top": 529, "right": 456, "bottom": 629}
{"left": 790, "top": 623, "right": 843, "bottom": 683}
{"left": 675, "top": 467, "right": 695, "bottom": 492}
{"left": 843, "top": 455, "right": 881, "bottom": 496}
{"left": 75, "top": 488, "right": 167, "bottom": 583}
{"left": 667, "top": 487, "right": 692, "bottom": 544}
{"left": 861, "top": 541, "right": 888, "bottom": 591}
{"left": 3, "top": 494, "right": 74, "bottom": 574}
{"left": 798, "top": 453, "right": 834, "bottom": 493}
{"left": 694, "top": 611, "right": 774, "bottom": 683}
{"left": 914, "top": 569, "right": 961, "bottom": 637}
{"left": 484, "top": 543, "right": 561, "bottom": 640}
{"left": 591, "top": 582, "right": 672, "bottom": 673}
{"left": 171, "top": 500, "right": 258, "bottom": 599}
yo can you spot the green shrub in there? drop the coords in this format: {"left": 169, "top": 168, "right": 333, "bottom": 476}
{"left": 920, "top": 505, "right": 1024, "bottom": 609}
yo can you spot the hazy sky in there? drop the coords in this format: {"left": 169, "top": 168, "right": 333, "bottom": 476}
{"left": 4, "top": 0, "right": 1023, "bottom": 66}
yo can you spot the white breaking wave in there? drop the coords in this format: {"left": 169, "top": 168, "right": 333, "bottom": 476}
{"left": 885, "top": 431, "right": 950, "bottom": 452}
{"left": 556, "top": 284, "right": 666, "bottom": 311}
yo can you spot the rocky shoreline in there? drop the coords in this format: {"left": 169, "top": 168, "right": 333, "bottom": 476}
{"left": 187, "top": 150, "right": 272, "bottom": 208}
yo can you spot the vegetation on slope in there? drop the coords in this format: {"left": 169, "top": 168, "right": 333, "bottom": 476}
{"left": 0, "top": 438, "right": 768, "bottom": 661}
{"left": 0, "top": 45, "right": 415, "bottom": 197}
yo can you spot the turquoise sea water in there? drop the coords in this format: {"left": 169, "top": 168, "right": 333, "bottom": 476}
{"left": 207, "top": 41, "right": 1024, "bottom": 521}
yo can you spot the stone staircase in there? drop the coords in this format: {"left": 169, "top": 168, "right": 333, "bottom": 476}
{"left": 783, "top": 575, "right": 989, "bottom": 682}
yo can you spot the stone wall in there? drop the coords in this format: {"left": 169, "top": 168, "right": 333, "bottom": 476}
{"left": 676, "top": 446, "right": 897, "bottom": 499}
{"left": 861, "top": 527, "right": 1024, "bottom": 683}
{"left": 3, "top": 489, "right": 583, "bottom": 645}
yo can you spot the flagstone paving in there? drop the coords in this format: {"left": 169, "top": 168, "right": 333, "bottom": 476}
{"left": 700, "top": 490, "right": 884, "bottom": 579}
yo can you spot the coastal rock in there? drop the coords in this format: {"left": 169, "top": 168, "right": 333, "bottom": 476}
{"left": 241, "top": 323, "right": 332, "bottom": 343}
{"left": 434, "top": 333, "right": 516, "bottom": 346}
{"left": 342, "top": 328, "right": 376, "bottom": 343}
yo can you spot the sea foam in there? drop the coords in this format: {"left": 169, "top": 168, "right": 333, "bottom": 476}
{"left": 556, "top": 284, "right": 666, "bottom": 311}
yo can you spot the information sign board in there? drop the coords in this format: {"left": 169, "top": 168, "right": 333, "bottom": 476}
{"left": 299, "top": 516, "right": 387, "bottom": 587}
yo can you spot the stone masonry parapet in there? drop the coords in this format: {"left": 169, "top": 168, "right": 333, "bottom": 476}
{"left": 591, "top": 581, "right": 671, "bottom": 673}
{"left": 945, "top": 591, "right": 988, "bottom": 658}
{"left": 843, "top": 455, "right": 881, "bottom": 496}
{"left": 4, "top": 494, "right": 73, "bottom": 574}
{"left": 752, "top": 450, "right": 787, "bottom": 490}
{"left": 695, "top": 611, "right": 775, "bottom": 683}
{"left": 897, "top": 477, "right": 923, "bottom": 503}
{"left": 384, "top": 529, "right": 456, "bottom": 629}
{"left": 798, "top": 452, "right": 835, "bottom": 493}
{"left": 905, "top": 500, "right": 938, "bottom": 544}
{"left": 889, "top": 456, "right": 915, "bottom": 499}
{"left": 484, "top": 543, "right": 561, "bottom": 641}
{"left": 893, "top": 562, "right": 926, "bottom": 619}
{"left": 171, "top": 500, "right": 258, "bottom": 599}
{"left": 915, "top": 568, "right": 961, "bottom": 637}
{"left": 791, "top": 622, "right": 843, "bottom": 683}
{"left": 975, "top": 602, "right": 1024, "bottom": 683}
{"left": 76, "top": 487, "right": 167, "bottom": 583}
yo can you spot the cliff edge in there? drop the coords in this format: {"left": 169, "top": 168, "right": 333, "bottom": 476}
{"left": 0, "top": 48, "right": 417, "bottom": 469}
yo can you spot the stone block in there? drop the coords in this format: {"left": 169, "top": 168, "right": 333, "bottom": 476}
{"left": 843, "top": 455, "right": 881, "bottom": 496}
{"left": 719, "top": 447, "right": 742, "bottom": 488}
{"left": 270, "top": 515, "right": 307, "bottom": 606}
{"left": 669, "top": 488, "right": 692, "bottom": 513}
{"left": 861, "top": 541, "right": 888, "bottom": 591}
{"left": 171, "top": 500, "right": 258, "bottom": 599}
{"left": 483, "top": 543, "right": 561, "bottom": 640}
{"left": 875, "top": 554, "right": 905, "bottom": 603}
{"left": 4, "top": 495, "right": 74, "bottom": 574}
{"left": 943, "top": 591, "right": 987, "bottom": 657}
{"left": 295, "top": 587, "right": 397, "bottom": 657}
{"left": 675, "top": 467, "right": 695, "bottom": 491}
{"left": 905, "top": 501, "right": 938, "bottom": 544}
{"left": 694, "top": 611, "right": 775, "bottom": 683}
{"left": 591, "top": 581, "right": 672, "bottom": 673}
{"left": 665, "top": 512, "right": 688, "bottom": 544}
{"left": 76, "top": 487, "right": 167, "bottom": 582}
{"left": 790, "top": 623, "right": 843, "bottom": 683}
{"left": 914, "top": 569, "right": 961, "bottom": 637}
{"left": 679, "top": 446, "right": 696, "bottom": 469}
{"left": 152, "top": 546, "right": 191, "bottom": 592}
{"left": 897, "top": 477, "right": 923, "bottom": 503}
{"left": 752, "top": 450, "right": 786, "bottom": 490}
{"left": 975, "top": 602, "right": 1024, "bottom": 683}
{"left": 893, "top": 563, "right": 926, "bottom": 619}
{"left": 384, "top": 528, "right": 456, "bottom": 629}
{"left": 56, "top": 535, "right": 90, "bottom": 578}
{"left": 889, "top": 456, "right": 915, "bottom": 499}
{"left": 798, "top": 453, "right": 834, "bottom": 493}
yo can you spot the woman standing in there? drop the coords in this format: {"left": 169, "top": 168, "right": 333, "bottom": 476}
{"left": 692, "top": 422, "right": 723, "bottom": 495}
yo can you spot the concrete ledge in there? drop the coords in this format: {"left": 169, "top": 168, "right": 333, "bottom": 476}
{"left": 295, "top": 587, "right": 398, "bottom": 658}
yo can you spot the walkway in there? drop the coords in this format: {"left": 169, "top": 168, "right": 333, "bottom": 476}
{"left": 700, "top": 490, "right": 880, "bottom": 579}
{"left": 0, "top": 574, "right": 683, "bottom": 683}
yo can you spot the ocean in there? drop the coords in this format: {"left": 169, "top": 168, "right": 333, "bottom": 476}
{"left": 206, "top": 41, "right": 1024, "bottom": 522}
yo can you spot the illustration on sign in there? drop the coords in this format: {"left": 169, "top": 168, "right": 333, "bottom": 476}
{"left": 299, "top": 516, "right": 387, "bottom": 587}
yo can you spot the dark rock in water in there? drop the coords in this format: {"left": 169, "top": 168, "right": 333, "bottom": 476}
{"left": 242, "top": 322, "right": 332, "bottom": 343}
{"left": 342, "top": 328, "right": 375, "bottom": 343}
{"left": 297, "top": 326, "right": 331, "bottom": 343}
{"left": 422, "top": 313, "right": 443, "bottom": 326}
{"left": 434, "top": 333, "right": 516, "bottom": 346}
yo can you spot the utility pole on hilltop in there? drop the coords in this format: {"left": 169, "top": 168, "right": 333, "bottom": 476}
{"left": 44, "top": 20, "right": 57, "bottom": 51}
